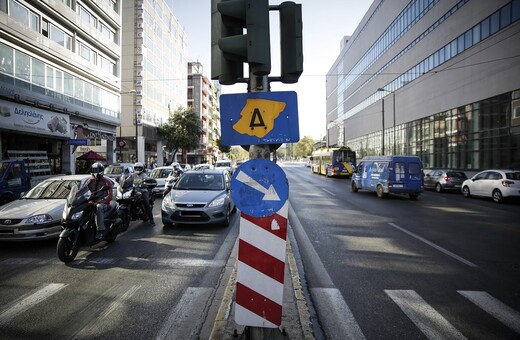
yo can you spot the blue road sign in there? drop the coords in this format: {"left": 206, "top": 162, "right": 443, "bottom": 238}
{"left": 231, "top": 158, "right": 289, "bottom": 217}
{"left": 220, "top": 91, "right": 299, "bottom": 146}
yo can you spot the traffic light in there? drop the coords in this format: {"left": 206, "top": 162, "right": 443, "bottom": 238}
{"left": 279, "top": 1, "right": 303, "bottom": 84}
{"left": 211, "top": 0, "right": 271, "bottom": 85}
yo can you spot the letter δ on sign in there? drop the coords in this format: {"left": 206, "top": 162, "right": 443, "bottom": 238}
{"left": 219, "top": 91, "right": 299, "bottom": 146}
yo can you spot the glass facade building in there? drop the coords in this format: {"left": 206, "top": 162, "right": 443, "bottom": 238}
{"left": 326, "top": 0, "right": 520, "bottom": 170}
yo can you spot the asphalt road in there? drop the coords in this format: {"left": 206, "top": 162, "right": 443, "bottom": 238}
{"left": 285, "top": 163, "right": 520, "bottom": 339}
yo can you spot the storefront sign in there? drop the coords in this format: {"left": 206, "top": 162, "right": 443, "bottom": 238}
{"left": 0, "top": 100, "right": 70, "bottom": 137}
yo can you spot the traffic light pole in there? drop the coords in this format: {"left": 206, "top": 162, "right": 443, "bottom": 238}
{"left": 245, "top": 72, "right": 286, "bottom": 340}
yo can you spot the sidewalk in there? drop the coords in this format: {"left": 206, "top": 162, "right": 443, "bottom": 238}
{"left": 207, "top": 227, "right": 315, "bottom": 340}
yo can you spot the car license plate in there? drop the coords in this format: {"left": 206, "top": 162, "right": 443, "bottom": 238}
{"left": 393, "top": 184, "right": 403, "bottom": 188}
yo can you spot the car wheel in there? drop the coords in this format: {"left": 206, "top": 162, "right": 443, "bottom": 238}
{"left": 162, "top": 218, "right": 173, "bottom": 227}
{"left": 435, "top": 183, "right": 442, "bottom": 193}
{"left": 376, "top": 185, "right": 385, "bottom": 198}
{"left": 462, "top": 186, "right": 471, "bottom": 198}
{"left": 492, "top": 189, "right": 503, "bottom": 203}
{"left": 351, "top": 181, "right": 358, "bottom": 192}
{"left": 222, "top": 206, "right": 231, "bottom": 227}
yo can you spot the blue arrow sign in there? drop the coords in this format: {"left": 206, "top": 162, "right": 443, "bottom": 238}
{"left": 220, "top": 91, "right": 299, "bottom": 146}
{"left": 231, "top": 158, "right": 289, "bottom": 217}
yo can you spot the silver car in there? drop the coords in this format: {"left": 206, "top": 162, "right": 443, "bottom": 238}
{"left": 0, "top": 174, "right": 117, "bottom": 241}
{"left": 161, "top": 169, "right": 235, "bottom": 227}
{"left": 424, "top": 170, "right": 467, "bottom": 193}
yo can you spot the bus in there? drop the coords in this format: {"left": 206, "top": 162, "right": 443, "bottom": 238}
{"left": 310, "top": 147, "right": 357, "bottom": 177}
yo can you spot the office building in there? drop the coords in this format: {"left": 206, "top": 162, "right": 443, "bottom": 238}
{"left": 1, "top": 0, "right": 122, "bottom": 174}
{"left": 326, "top": 0, "right": 520, "bottom": 170}
{"left": 120, "top": 0, "right": 187, "bottom": 167}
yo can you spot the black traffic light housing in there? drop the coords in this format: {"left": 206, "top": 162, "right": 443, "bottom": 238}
{"left": 279, "top": 1, "right": 303, "bottom": 84}
{"left": 211, "top": 0, "right": 271, "bottom": 85}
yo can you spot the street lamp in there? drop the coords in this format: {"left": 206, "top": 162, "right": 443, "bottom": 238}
{"left": 377, "top": 88, "right": 396, "bottom": 155}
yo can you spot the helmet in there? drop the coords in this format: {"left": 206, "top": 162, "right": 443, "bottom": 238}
{"left": 123, "top": 166, "right": 133, "bottom": 176}
{"left": 172, "top": 162, "right": 180, "bottom": 169}
{"left": 134, "top": 162, "right": 144, "bottom": 175}
{"left": 91, "top": 162, "right": 104, "bottom": 179}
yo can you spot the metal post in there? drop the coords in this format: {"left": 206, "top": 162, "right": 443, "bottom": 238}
{"left": 381, "top": 97, "right": 385, "bottom": 155}
{"left": 392, "top": 91, "right": 396, "bottom": 155}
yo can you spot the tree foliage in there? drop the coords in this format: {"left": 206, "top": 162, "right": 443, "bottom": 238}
{"left": 157, "top": 107, "right": 201, "bottom": 162}
{"left": 215, "top": 137, "right": 231, "bottom": 154}
{"left": 293, "top": 136, "right": 315, "bottom": 158}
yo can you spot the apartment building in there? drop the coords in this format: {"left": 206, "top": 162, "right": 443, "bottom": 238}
{"left": 327, "top": 0, "right": 520, "bottom": 170}
{"left": 186, "top": 61, "right": 221, "bottom": 165}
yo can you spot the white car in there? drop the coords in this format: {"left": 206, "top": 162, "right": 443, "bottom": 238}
{"left": 214, "top": 160, "right": 233, "bottom": 173}
{"left": 0, "top": 174, "right": 118, "bottom": 241}
{"left": 462, "top": 169, "right": 520, "bottom": 203}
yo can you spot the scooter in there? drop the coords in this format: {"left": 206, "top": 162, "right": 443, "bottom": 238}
{"left": 56, "top": 180, "right": 122, "bottom": 263}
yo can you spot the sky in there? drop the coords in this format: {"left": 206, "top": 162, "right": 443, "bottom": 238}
{"left": 171, "top": 0, "right": 374, "bottom": 141}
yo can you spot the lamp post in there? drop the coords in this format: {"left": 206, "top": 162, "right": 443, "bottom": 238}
{"left": 377, "top": 88, "right": 396, "bottom": 155}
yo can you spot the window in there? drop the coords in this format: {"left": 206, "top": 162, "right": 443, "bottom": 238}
{"left": 9, "top": 0, "right": 29, "bottom": 27}
{"left": 481, "top": 17, "right": 490, "bottom": 39}
{"left": 55, "top": 69, "right": 63, "bottom": 92}
{"left": 500, "top": 3, "right": 511, "bottom": 28}
{"left": 0, "top": 43, "right": 14, "bottom": 75}
{"left": 46, "top": 65, "right": 54, "bottom": 89}
{"left": 64, "top": 72, "right": 73, "bottom": 97}
{"left": 490, "top": 11, "right": 500, "bottom": 34}
{"left": 32, "top": 58, "right": 45, "bottom": 86}
{"left": 50, "top": 25, "right": 71, "bottom": 49}
{"left": 15, "top": 50, "right": 30, "bottom": 81}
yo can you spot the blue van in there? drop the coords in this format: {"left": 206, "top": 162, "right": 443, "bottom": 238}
{"left": 351, "top": 155, "right": 424, "bottom": 199}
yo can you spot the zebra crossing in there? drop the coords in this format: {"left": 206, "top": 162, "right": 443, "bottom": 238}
{"left": 2, "top": 282, "right": 519, "bottom": 339}
{"left": 312, "top": 287, "right": 520, "bottom": 339}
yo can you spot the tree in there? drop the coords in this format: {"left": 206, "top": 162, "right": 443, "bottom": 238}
{"left": 157, "top": 107, "right": 201, "bottom": 163}
{"left": 215, "top": 137, "right": 231, "bottom": 154}
{"left": 293, "top": 136, "right": 315, "bottom": 158}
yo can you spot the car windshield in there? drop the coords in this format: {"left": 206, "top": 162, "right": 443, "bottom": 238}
{"left": 105, "top": 166, "right": 122, "bottom": 175}
{"left": 506, "top": 172, "right": 520, "bottom": 180}
{"left": 216, "top": 162, "right": 231, "bottom": 167}
{"left": 447, "top": 171, "right": 467, "bottom": 178}
{"left": 150, "top": 168, "right": 173, "bottom": 178}
{"left": 174, "top": 173, "right": 224, "bottom": 191}
{"left": 24, "top": 179, "right": 81, "bottom": 199}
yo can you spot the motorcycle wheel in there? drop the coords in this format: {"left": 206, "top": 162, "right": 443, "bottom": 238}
{"left": 57, "top": 229, "right": 80, "bottom": 263}
{"left": 104, "top": 229, "right": 117, "bottom": 243}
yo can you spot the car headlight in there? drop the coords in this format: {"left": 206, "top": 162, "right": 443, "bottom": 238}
{"left": 26, "top": 214, "right": 53, "bottom": 224}
{"left": 71, "top": 211, "right": 84, "bottom": 221}
{"left": 162, "top": 193, "right": 176, "bottom": 209}
{"left": 209, "top": 196, "right": 226, "bottom": 208}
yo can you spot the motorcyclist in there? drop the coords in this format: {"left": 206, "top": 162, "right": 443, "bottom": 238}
{"left": 119, "top": 165, "right": 134, "bottom": 189}
{"left": 172, "top": 162, "right": 184, "bottom": 178}
{"left": 85, "top": 162, "right": 114, "bottom": 239}
{"left": 133, "top": 161, "right": 154, "bottom": 225}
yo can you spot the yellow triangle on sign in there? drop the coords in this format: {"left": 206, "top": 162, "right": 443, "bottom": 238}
{"left": 233, "top": 98, "right": 286, "bottom": 138}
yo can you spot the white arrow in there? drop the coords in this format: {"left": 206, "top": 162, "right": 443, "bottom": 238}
{"left": 235, "top": 170, "right": 280, "bottom": 201}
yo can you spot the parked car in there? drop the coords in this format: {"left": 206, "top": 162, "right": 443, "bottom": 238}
{"left": 180, "top": 163, "right": 192, "bottom": 171}
{"left": 104, "top": 163, "right": 134, "bottom": 179}
{"left": 424, "top": 170, "right": 468, "bottom": 192}
{"left": 0, "top": 174, "right": 118, "bottom": 241}
{"left": 149, "top": 166, "right": 174, "bottom": 198}
{"left": 462, "top": 169, "right": 520, "bottom": 203}
{"left": 161, "top": 169, "right": 235, "bottom": 227}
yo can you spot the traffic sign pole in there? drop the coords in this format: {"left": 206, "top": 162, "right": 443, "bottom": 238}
{"left": 233, "top": 73, "right": 288, "bottom": 339}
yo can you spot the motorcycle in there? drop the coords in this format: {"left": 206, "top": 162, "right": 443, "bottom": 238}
{"left": 56, "top": 180, "right": 122, "bottom": 263}
{"left": 116, "top": 177, "right": 157, "bottom": 231}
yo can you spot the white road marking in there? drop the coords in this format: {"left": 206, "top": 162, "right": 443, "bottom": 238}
{"left": 156, "top": 287, "right": 213, "bottom": 340}
{"left": 388, "top": 223, "right": 478, "bottom": 267}
{"left": 321, "top": 188, "right": 335, "bottom": 196}
{"left": 311, "top": 288, "right": 366, "bottom": 340}
{"left": 385, "top": 290, "right": 467, "bottom": 340}
{"left": 0, "top": 283, "right": 67, "bottom": 325}
{"left": 458, "top": 291, "right": 520, "bottom": 334}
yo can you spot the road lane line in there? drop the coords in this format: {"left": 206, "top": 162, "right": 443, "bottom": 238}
{"left": 156, "top": 287, "right": 213, "bottom": 340}
{"left": 321, "top": 188, "right": 335, "bottom": 196}
{"left": 0, "top": 283, "right": 67, "bottom": 325}
{"left": 458, "top": 291, "right": 520, "bottom": 334}
{"left": 388, "top": 223, "right": 478, "bottom": 268}
{"left": 385, "top": 290, "right": 467, "bottom": 340}
{"left": 311, "top": 288, "right": 365, "bottom": 340}
{"left": 289, "top": 203, "right": 364, "bottom": 339}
